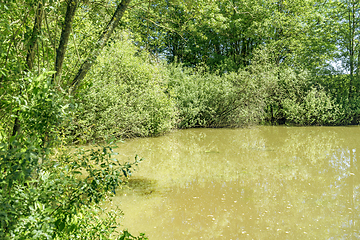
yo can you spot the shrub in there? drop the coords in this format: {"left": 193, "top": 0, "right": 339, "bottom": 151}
{"left": 0, "top": 69, "right": 148, "bottom": 238}
{"left": 0, "top": 71, "right": 70, "bottom": 147}
{"left": 283, "top": 86, "right": 341, "bottom": 125}
{"left": 167, "top": 64, "right": 269, "bottom": 128}
{"left": 314, "top": 74, "right": 360, "bottom": 125}
{"left": 69, "top": 34, "right": 177, "bottom": 143}
{"left": 260, "top": 65, "right": 310, "bottom": 124}
{"left": 0, "top": 137, "right": 146, "bottom": 239}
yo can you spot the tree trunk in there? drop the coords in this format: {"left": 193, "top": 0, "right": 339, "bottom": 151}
{"left": 348, "top": 0, "right": 357, "bottom": 100}
{"left": 70, "top": 0, "right": 132, "bottom": 93}
{"left": 25, "top": 2, "right": 43, "bottom": 70}
{"left": 54, "top": 0, "right": 79, "bottom": 83}
{"left": 348, "top": 4, "right": 354, "bottom": 99}
{"left": 357, "top": 47, "right": 360, "bottom": 95}
{"left": 12, "top": 2, "right": 43, "bottom": 138}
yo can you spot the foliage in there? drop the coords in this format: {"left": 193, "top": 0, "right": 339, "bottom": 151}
{"left": 167, "top": 65, "right": 235, "bottom": 128}
{"left": 0, "top": 135, "right": 146, "bottom": 239}
{"left": 118, "top": 230, "right": 148, "bottom": 240}
{"left": 0, "top": 0, "right": 134, "bottom": 142}
{"left": 167, "top": 60, "right": 270, "bottom": 128}
{"left": 312, "top": 73, "right": 360, "bottom": 125}
{"left": 0, "top": 45, "right": 148, "bottom": 237}
{"left": 66, "top": 35, "right": 177, "bottom": 143}
{"left": 128, "top": 0, "right": 332, "bottom": 73}
{"left": 1, "top": 70, "right": 69, "bottom": 146}
{"left": 18, "top": 71, "right": 69, "bottom": 146}
{"left": 3, "top": 0, "right": 360, "bottom": 238}
{"left": 283, "top": 86, "right": 341, "bottom": 125}
{"left": 263, "top": 65, "right": 310, "bottom": 124}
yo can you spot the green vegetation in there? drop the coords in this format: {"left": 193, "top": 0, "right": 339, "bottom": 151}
{"left": 0, "top": 72, "right": 147, "bottom": 238}
{"left": 1, "top": 137, "right": 146, "bottom": 239}
{"left": 2, "top": 0, "right": 360, "bottom": 238}
{"left": 67, "top": 36, "right": 176, "bottom": 143}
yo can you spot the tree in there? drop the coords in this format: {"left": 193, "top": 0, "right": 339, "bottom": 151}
{"left": 0, "top": 2, "right": 155, "bottom": 238}
{"left": 70, "top": 0, "right": 132, "bottom": 92}
{"left": 331, "top": 0, "right": 360, "bottom": 98}
{"left": 0, "top": 0, "right": 132, "bottom": 139}
{"left": 128, "top": 0, "right": 268, "bottom": 71}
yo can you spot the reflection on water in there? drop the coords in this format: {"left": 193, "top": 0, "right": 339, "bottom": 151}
{"left": 109, "top": 126, "right": 360, "bottom": 239}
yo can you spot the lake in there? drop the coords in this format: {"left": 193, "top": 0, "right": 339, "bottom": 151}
{"left": 107, "top": 126, "right": 360, "bottom": 239}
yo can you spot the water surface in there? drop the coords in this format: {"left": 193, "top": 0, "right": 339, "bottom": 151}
{"left": 109, "top": 126, "right": 360, "bottom": 239}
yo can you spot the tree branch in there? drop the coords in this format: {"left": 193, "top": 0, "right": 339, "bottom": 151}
{"left": 70, "top": 0, "right": 132, "bottom": 93}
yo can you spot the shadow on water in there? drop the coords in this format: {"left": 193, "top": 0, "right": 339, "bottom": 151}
{"left": 124, "top": 177, "right": 158, "bottom": 196}
{"left": 118, "top": 177, "right": 172, "bottom": 198}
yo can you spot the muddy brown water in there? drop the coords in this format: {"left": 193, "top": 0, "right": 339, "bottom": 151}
{"left": 105, "top": 126, "right": 360, "bottom": 239}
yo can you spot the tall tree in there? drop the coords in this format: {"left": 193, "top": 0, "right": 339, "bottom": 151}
{"left": 336, "top": 0, "right": 360, "bottom": 98}
{"left": 127, "top": 0, "right": 330, "bottom": 73}
{"left": 70, "top": 0, "right": 132, "bottom": 92}
{"left": 11, "top": 1, "right": 44, "bottom": 137}
{"left": 54, "top": 0, "right": 80, "bottom": 83}
{"left": 1, "top": 0, "right": 133, "bottom": 139}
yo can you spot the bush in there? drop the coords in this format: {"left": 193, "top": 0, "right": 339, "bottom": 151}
{"left": 167, "top": 64, "right": 268, "bottom": 128}
{"left": 263, "top": 66, "right": 310, "bottom": 124}
{"left": 0, "top": 70, "right": 148, "bottom": 238}
{"left": 68, "top": 34, "right": 177, "bottom": 143}
{"left": 313, "top": 74, "right": 360, "bottom": 125}
{"left": 0, "top": 136, "right": 146, "bottom": 239}
{"left": 332, "top": 96, "right": 360, "bottom": 125}
{"left": 283, "top": 86, "right": 341, "bottom": 125}
{"left": 0, "top": 71, "right": 70, "bottom": 147}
